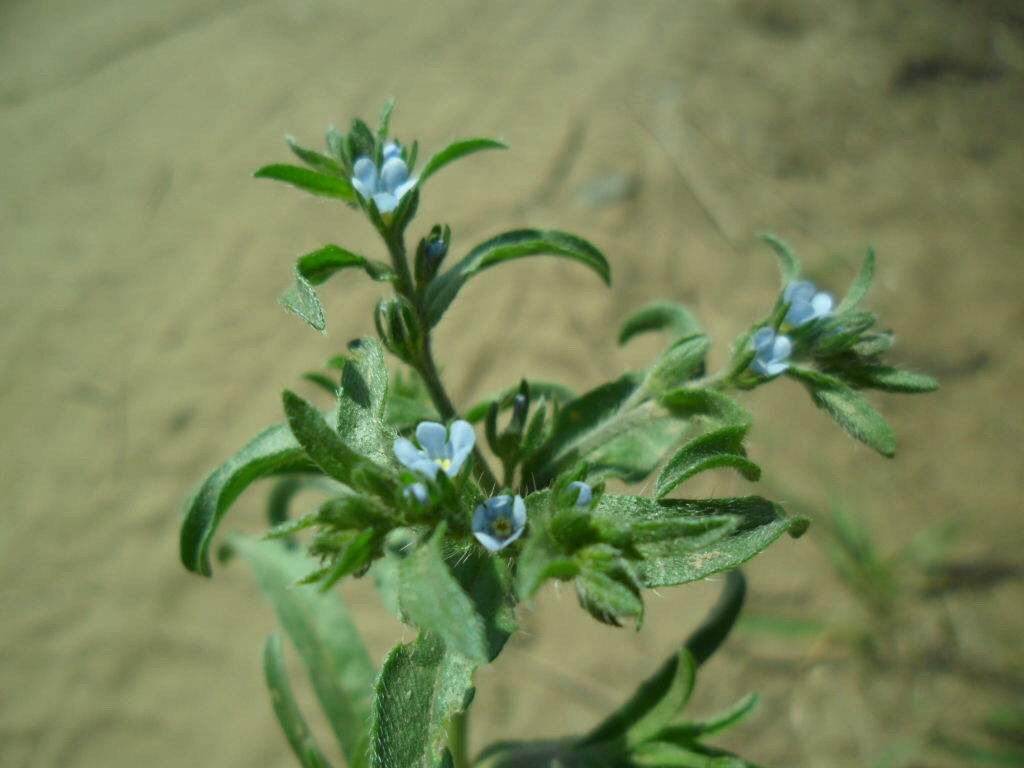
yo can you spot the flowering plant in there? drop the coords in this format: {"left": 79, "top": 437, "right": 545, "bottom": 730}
{"left": 179, "top": 103, "right": 936, "bottom": 768}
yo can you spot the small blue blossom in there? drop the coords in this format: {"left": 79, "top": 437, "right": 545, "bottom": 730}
{"left": 473, "top": 495, "right": 527, "bottom": 552}
{"left": 783, "top": 280, "right": 834, "bottom": 327}
{"left": 750, "top": 327, "right": 793, "bottom": 377}
{"left": 393, "top": 420, "right": 475, "bottom": 479}
{"left": 404, "top": 482, "right": 428, "bottom": 504}
{"left": 568, "top": 481, "right": 592, "bottom": 507}
{"left": 351, "top": 145, "right": 417, "bottom": 214}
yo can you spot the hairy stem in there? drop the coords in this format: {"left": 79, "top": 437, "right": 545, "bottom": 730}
{"left": 448, "top": 710, "right": 470, "bottom": 768}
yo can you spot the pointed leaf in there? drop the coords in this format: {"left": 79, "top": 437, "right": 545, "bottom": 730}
{"left": 286, "top": 136, "right": 344, "bottom": 176}
{"left": 835, "top": 247, "right": 876, "bottom": 314}
{"left": 418, "top": 137, "right": 507, "bottom": 184}
{"left": 660, "top": 389, "right": 752, "bottom": 430}
{"left": 844, "top": 364, "right": 939, "bottom": 393}
{"left": 297, "top": 245, "right": 396, "bottom": 286}
{"left": 335, "top": 338, "right": 394, "bottom": 465}
{"left": 758, "top": 232, "right": 800, "bottom": 286}
{"left": 281, "top": 270, "right": 327, "bottom": 332}
{"left": 787, "top": 367, "right": 896, "bottom": 457}
{"left": 263, "top": 635, "right": 335, "bottom": 768}
{"left": 180, "top": 423, "right": 313, "bottom": 576}
{"left": 254, "top": 164, "right": 356, "bottom": 202}
{"left": 656, "top": 426, "right": 761, "bottom": 499}
{"left": 233, "top": 537, "right": 375, "bottom": 767}
{"left": 641, "top": 334, "right": 711, "bottom": 396}
{"left": 465, "top": 381, "right": 576, "bottom": 423}
{"left": 377, "top": 99, "right": 395, "bottom": 143}
{"left": 369, "top": 632, "right": 475, "bottom": 768}
{"left": 660, "top": 693, "right": 760, "bottom": 741}
{"left": 619, "top": 301, "right": 705, "bottom": 346}
{"left": 395, "top": 525, "right": 489, "bottom": 663}
{"left": 682, "top": 570, "right": 747, "bottom": 666}
{"left": 282, "top": 391, "right": 368, "bottom": 483}
{"left": 424, "top": 229, "right": 610, "bottom": 327}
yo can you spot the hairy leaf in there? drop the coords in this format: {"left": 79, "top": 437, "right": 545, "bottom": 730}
{"left": 844, "top": 364, "right": 939, "bottom": 394}
{"left": 465, "top": 381, "right": 576, "bottom": 423}
{"left": 619, "top": 301, "right": 705, "bottom": 346}
{"left": 369, "top": 632, "right": 475, "bottom": 768}
{"left": 656, "top": 426, "right": 761, "bottom": 499}
{"left": 335, "top": 338, "right": 394, "bottom": 465}
{"left": 255, "top": 164, "right": 356, "bottom": 202}
{"left": 263, "top": 635, "right": 335, "bottom": 768}
{"left": 281, "top": 269, "right": 327, "bottom": 332}
{"left": 758, "top": 232, "right": 800, "bottom": 286}
{"left": 424, "top": 229, "right": 610, "bottom": 327}
{"left": 286, "top": 136, "right": 344, "bottom": 176}
{"left": 835, "top": 247, "right": 876, "bottom": 314}
{"left": 180, "top": 423, "right": 313, "bottom": 576}
{"left": 233, "top": 537, "right": 375, "bottom": 767}
{"left": 418, "top": 137, "right": 507, "bottom": 184}
{"left": 283, "top": 391, "right": 372, "bottom": 483}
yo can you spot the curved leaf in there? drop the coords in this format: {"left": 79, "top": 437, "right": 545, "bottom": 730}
{"left": 619, "top": 301, "right": 704, "bottom": 346}
{"left": 656, "top": 426, "right": 761, "bottom": 499}
{"left": 254, "top": 164, "right": 356, "bottom": 202}
{"left": 683, "top": 570, "right": 747, "bottom": 666}
{"left": 418, "top": 137, "right": 507, "bottom": 184}
{"left": 280, "top": 270, "right": 327, "bottom": 332}
{"left": 286, "top": 135, "right": 344, "bottom": 176}
{"left": 844, "top": 364, "right": 939, "bottom": 393}
{"left": 180, "top": 423, "right": 313, "bottom": 576}
{"left": 424, "top": 229, "right": 611, "bottom": 327}
{"left": 234, "top": 537, "right": 375, "bottom": 768}
{"left": 758, "top": 232, "right": 800, "bottom": 286}
{"left": 297, "top": 245, "right": 395, "bottom": 286}
{"left": 835, "top": 247, "right": 876, "bottom": 314}
{"left": 263, "top": 635, "right": 335, "bottom": 768}
{"left": 659, "top": 388, "right": 752, "bottom": 430}
{"left": 282, "top": 390, "right": 371, "bottom": 483}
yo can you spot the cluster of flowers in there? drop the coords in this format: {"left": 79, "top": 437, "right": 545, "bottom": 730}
{"left": 749, "top": 280, "right": 834, "bottom": 376}
{"left": 351, "top": 141, "right": 417, "bottom": 214}
{"left": 393, "top": 421, "right": 591, "bottom": 552}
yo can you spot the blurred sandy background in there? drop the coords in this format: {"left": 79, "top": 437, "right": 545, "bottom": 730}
{"left": 2, "top": 1, "right": 1023, "bottom": 766}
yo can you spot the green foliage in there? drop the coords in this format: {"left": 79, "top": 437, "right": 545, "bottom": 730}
{"left": 334, "top": 338, "right": 394, "bottom": 465}
{"left": 255, "top": 164, "right": 357, "bottom": 202}
{"left": 418, "top": 138, "right": 508, "bottom": 184}
{"left": 619, "top": 301, "right": 705, "bottom": 346}
{"left": 758, "top": 232, "right": 800, "bottom": 286}
{"left": 424, "top": 229, "right": 611, "bottom": 327}
{"left": 835, "top": 247, "right": 876, "bottom": 314}
{"left": 656, "top": 426, "right": 761, "bottom": 499}
{"left": 263, "top": 635, "right": 335, "bottom": 768}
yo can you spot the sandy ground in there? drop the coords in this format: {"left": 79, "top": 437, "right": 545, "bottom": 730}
{"left": 2, "top": 1, "right": 1023, "bottom": 766}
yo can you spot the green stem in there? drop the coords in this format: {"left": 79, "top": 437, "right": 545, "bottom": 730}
{"left": 448, "top": 710, "right": 470, "bottom": 768}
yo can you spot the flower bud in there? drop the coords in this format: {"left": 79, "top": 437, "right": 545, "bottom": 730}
{"left": 415, "top": 224, "right": 451, "bottom": 286}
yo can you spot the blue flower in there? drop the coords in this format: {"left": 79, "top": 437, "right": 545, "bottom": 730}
{"left": 783, "top": 280, "right": 834, "bottom": 327}
{"left": 473, "top": 495, "right": 527, "bottom": 552}
{"left": 351, "top": 144, "right": 417, "bottom": 214}
{"left": 750, "top": 327, "right": 792, "bottom": 376}
{"left": 393, "top": 420, "right": 475, "bottom": 479}
{"left": 404, "top": 482, "right": 428, "bottom": 504}
{"left": 568, "top": 481, "right": 592, "bottom": 507}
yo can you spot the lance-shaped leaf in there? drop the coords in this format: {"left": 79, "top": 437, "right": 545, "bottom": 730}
{"left": 758, "top": 232, "right": 800, "bottom": 286}
{"left": 619, "top": 301, "right": 705, "bottom": 346}
{"left": 452, "top": 548, "right": 518, "bottom": 661}
{"left": 254, "top": 164, "right": 356, "bottom": 202}
{"left": 842, "top": 364, "right": 939, "bottom": 394}
{"left": 681, "top": 569, "right": 747, "bottom": 666}
{"left": 281, "top": 270, "right": 327, "bottom": 332}
{"left": 640, "top": 334, "right": 710, "bottom": 396}
{"left": 658, "top": 693, "right": 760, "bottom": 742}
{"left": 787, "top": 367, "right": 896, "bottom": 457}
{"left": 424, "top": 229, "right": 611, "bottom": 327}
{"left": 835, "top": 247, "right": 876, "bottom": 314}
{"left": 660, "top": 388, "right": 752, "bottom": 430}
{"left": 283, "top": 391, "right": 374, "bottom": 484}
{"left": 180, "top": 423, "right": 314, "bottom": 576}
{"left": 591, "top": 495, "right": 808, "bottom": 588}
{"left": 233, "top": 536, "right": 376, "bottom": 768}
{"left": 418, "top": 137, "right": 507, "bottom": 184}
{"left": 395, "top": 524, "right": 490, "bottom": 663}
{"left": 263, "top": 635, "right": 335, "bottom": 768}
{"left": 369, "top": 632, "right": 475, "bottom": 768}
{"left": 586, "top": 417, "right": 688, "bottom": 484}
{"left": 656, "top": 426, "right": 761, "bottom": 499}
{"left": 297, "top": 245, "right": 396, "bottom": 286}
{"left": 335, "top": 338, "right": 394, "bottom": 465}
{"left": 286, "top": 135, "right": 344, "bottom": 176}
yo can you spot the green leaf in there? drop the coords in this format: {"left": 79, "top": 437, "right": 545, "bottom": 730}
{"left": 254, "top": 164, "right": 356, "bottom": 202}
{"left": 586, "top": 417, "right": 688, "bottom": 484}
{"left": 282, "top": 391, "right": 371, "bottom": 484}
{"left": 575, "top": 548, "right": 644, "bottom": 628}
{"left": 844, "top": 364, "right": 938, "bottom": 394}
{"left": 583, "top": 650, "right": 697, "bottom": 747}
{"left": 591, "top": 495, "right": 807, "bottom": 588}
{"left": 369, "top": 632, "right": 475, "bottom": 768}
{"left": 262, "top": 635, "right": 335, "bottom": 768}
{"left": 682, "top": 570, "right": 747, "bottom": 666}
{"left": 418, "top": 137, "right": 507, "bottom": 184}
{"left": 424, "top": 229, "right": 611, "bottom": 327}
{"left": 758, "top": 232, "right": 800, "bottom": 286}
{"left": 619, "top": 301, "right": 705, "bottom": 346}
{"left": 335, "top": 338, "right": 394, "bottom": 465}
{"left": 286, "top": 136, "right": 344, "bottom": 176}
{"left": 180, "top": 423, "right": 313, "bottom": 576}
{"left": 660, "top": 693, "right": 760, "bottom": 741}
{"left": 297, "top": 245, "right": 396, "bottom": 285}
{"left": 641, "top": 334, "right": 711, "bottom": 396}
{"left": 281, "top": 270, "right": 327, "bottom": 332}
{"left": 656, "top": 426, "right": 761, "bottom": 499}
{"left": 377, "top": 99, "right": 395, "bottom": 144}
{"left": 302, "top": 372, "right": 339, "bottom": 396}
{"left": 465, "top": 381, "right": 576, "bottom": 423}
{"left": 451, "top": 549, "right": 518, "bottom": 661}
{"left": 787, "top": 367, "right": 896, "bottom": 457}
{"left": 395, "top": 525, "right": 489, "bottom": 663}
{"left": 232, "top": 536, "right": 375, "bottom": 767}
{"left": 659, "top": 388, "right": 752, "bottom": 430}
{"left": 320, "top": 528, "right": 378, "bottom": 591}
{"left": 836, "top": 247, "right": 876, "bottom": 314}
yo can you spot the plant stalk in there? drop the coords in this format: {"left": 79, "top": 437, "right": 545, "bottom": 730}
{"left": 448, "top": 710, "right": 470, "bottom": 768}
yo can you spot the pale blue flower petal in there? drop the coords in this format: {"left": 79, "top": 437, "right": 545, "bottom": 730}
{"left": 393, "top": 177, "right": 418, "bottom": 201}
{"left": 568, "top": 481, "right": 592, "bottom": 507}
{"left": 405, "top": 483, "right": 429, "bottom": 504}
{"left": 379, "top": 157, "right": 409, "bottom": 194}
{"left": 382, "top": 141, "right": 402, "bottom": 161}
{"left": 810, "top": 291, "right": 834, "bottom": 319}
{"left": 447, "top": 420, "right": 476, "bottom": 475}
{"left": 511, "top": 495, "right": 527, "bottom": 528}
{"left": 473, "top": 530, "right": 505, "bottom": 553}
{"left": 783, "top": 280, "right": 815, "bottom": 305}
{"left": 785, "top": 302, "right": 815, "bottom": 326}
{"left": 472, "top": 495, "right": 526, "bottom": 552}
{"left": 416, "top": 422, "right": 448, "bottom": 459}
{"left": 353, "top": 157, "right": 378, "bottom": 192}
{"left": 351, "top": 176, "right": 373, "bottom": 200}
{"left": 372, "top": 192, "right": 398, "bottom": 213}
{"left": 763, "top": 359, "right": 790, "bottom": 376}
{"left": 752, "top": 327, "right": 776, "bottom": 354}
{"left": 771, "top": 334, "right": 793, "bottom": 362}
{"left": 393, "top": 437, "right": 425, "bottom": 469}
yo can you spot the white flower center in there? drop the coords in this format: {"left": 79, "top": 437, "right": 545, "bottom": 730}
{"left": 436, "top": 458, "right": 452, "bottom": 472}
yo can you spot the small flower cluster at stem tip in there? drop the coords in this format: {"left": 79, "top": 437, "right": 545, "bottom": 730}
{"left": 393, "top": 420, "right": 594, "bottom": 553}
{"left": 351, "top": 141, "right": 417, "bottom": 214}
{"left": 750, "top": 279, "right": 834, "bottom": 376}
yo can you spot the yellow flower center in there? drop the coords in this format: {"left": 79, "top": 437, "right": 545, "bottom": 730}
{"left": 491, "top": 518, "right": 512, "bottom": 536}
{"left": 436, "top": 458, "right": 452, "bottom": 472}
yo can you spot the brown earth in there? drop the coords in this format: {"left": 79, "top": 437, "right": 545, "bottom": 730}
{"left": 2, "top": 1, "right": 1023, "bottom": 766}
